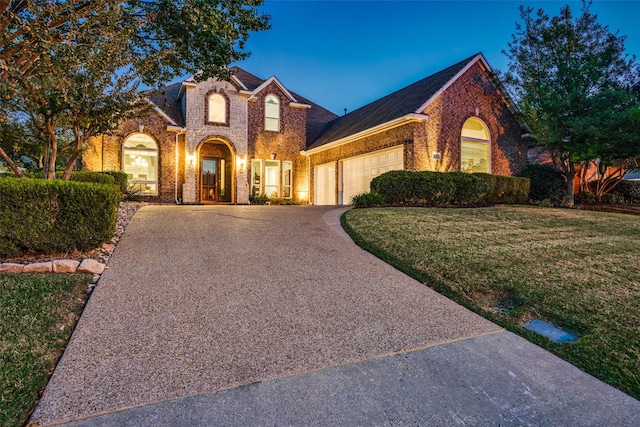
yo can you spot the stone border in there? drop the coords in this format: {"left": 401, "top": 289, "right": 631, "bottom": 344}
{"left": 0, "top": 202, "right": 144, "bottom": 286}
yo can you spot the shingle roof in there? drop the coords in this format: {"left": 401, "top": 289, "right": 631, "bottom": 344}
{"left": 148, "top": 68, "right": 339, "bottom": 142}
{"left": 306, "top": 54, "right": 482, "bottom": 150}
{"left": 149, "top": 82, "right": 184, "bottom": 127}
{"left": 231, "top": 67, "right": 339, "bottom": 144}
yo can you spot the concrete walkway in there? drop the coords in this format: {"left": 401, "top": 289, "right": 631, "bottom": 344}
{"left": 31, "top": 206, "right": 639, "bottom": 426}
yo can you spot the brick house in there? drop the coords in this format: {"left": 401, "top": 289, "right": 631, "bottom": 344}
{"left": 83, "top": 53, "right": 528, "bottom": 205}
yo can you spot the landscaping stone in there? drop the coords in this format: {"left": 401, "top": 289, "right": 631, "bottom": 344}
{"left": 77, "top": 259, "right": 106, "bottom": 275}
{"left": 0, "top": 263, "right": 24, "bottom": 273}
{"left": 23, "top": 261, "right": 53, "bottom": 273}
{"left": 53, "top": 260, "right": 80, "bottom": 273}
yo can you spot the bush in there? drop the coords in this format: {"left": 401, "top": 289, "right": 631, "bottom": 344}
{"left": 0, "top": 178, "right": 120, "bottom": 258}
{"left": 518, "top": 164, "right": 566, "bottom": 203}
{"left": 612, "top": 180, "right": 640, "bottom": 204}
{"left": 249, "top": 193, "right": 269, "bottom": 205}
{"left": 102, "top": 171, "right": 129, "bottom": 193}
{"left": 369, "top": 170, "right": 414, "bottom": 204}
{"left": 448, "top": 172, "right": 489, "bottom": 204}
{"left": 475, "top": 173, "right": 530, "bottom": 203}
{"left": 600, "top": 193, "right": 625, "bottom": 204}
{"left": 69, "top": 171, "right": 115, "bottom": 186}
{"left": 575, "top": 190, "right": 596, "bottom": 205}
{"left": 351, "top": 192, "right": 385, "bottom": 208}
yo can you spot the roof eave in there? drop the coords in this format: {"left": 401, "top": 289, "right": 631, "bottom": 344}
{"left": 302, "top": 114, "right": 427, "bottom": 156}
{"left": 145, "top": 98, "right": 178, "bottom": 126}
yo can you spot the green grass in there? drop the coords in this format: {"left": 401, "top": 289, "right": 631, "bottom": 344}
{"left": 0, "top": 274, "right": 91, "bottom": 427}
{"left": 342, "top": 206, "right": 640, "bottom": 399}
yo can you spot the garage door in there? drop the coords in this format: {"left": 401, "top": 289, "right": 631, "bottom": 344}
{"left": 342, "top": 146, "right": 404, "bottom": 205}
{"left": 314, "top": 162, "right": 336, "bottom": 205}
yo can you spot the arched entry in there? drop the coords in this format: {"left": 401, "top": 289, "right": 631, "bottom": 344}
{"left": 198, "top": 139, "right": 234, "bottom": 203}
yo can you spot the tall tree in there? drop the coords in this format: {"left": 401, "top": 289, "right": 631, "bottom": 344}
{"left": 0, "top": 0, "right": 270, "bottom": 177}
{"left": 502, "top": 0, "right": 640, "bottom": 204}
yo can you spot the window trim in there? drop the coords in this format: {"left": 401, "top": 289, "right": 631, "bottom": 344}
{"left": 122, "top": 133, "right": 159, "bottom": 196}
{"left": 460, "top": 117, "right": 491, "bottom": 174}
{"left": 282, "top": 160, "right": 292, "bottom": 199}
{"left": 250, "top": 158, "right": 263, "bottom": 196}
{"left": 205, "top": 90, "right": 230, "bottom": 126}
{"left": 264, "top": 159, "right": 280, "bottom": 198}
{"left": 264, "top": 94, "right": 280, "bottom": 132}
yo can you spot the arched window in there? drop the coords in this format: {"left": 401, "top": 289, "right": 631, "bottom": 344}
{"left": 123, "top": 133, "right": 158, "bottom": 195}
{"left": 461, "top": 118, "right": 491, "bottom": 173}
{"left": 207, "top": 93, "right": 226, "bottom": 124}
{"left": 265, "top": 94, "right": 280, "bottom": 131}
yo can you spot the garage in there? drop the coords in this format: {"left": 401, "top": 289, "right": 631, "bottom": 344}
{"left": 341, "top": 146, "right": 404, "bottom": 205}
{"left": 314, "top": 162, "right": 336, "bottom": 205}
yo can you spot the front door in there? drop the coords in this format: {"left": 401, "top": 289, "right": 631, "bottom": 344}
{"left": 201, "top": 158, "right": 219, "bottom": 202}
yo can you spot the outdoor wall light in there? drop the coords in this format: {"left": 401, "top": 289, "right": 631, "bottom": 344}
{"left": 270, "top": 153, "right": 277, "bottom": 160}
{"left": 236, "top": 155, "right": 246, "bottom": 170}
{"left": 187, "top": 153, "right": 196, "bottom": 167}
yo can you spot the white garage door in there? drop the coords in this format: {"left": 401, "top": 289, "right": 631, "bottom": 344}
{"left": 314, "top": 162, "right": 336, "bottom": 205}
{"left": 342, "top": 146, "right": 404, "bottom": 205}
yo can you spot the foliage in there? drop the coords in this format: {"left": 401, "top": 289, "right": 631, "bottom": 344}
{"left": 0, "top": 0, "right": 270, "bottom": 178}
{"left": 474, "top": 174, "right": 530, "bottom": 203}
{"left": 267, "top": 198, "right": 299, "bottom": 205}
{"left": 370, "top": 170, "right": 526, "bottom": 206}
{"left": 575, "top": 190, "right": 596, "bottom": 205}
{"left": 102, "top": 171, "right": 129, "bottom": 194}
{"left": 342, "top": 206, "right": 640, "bottom": 399}
{"left": 0, "top": 273, "right": 91, "bottom": 427}
{"left": 612, "top": 180, "right": 640, "bottom": 204}
{"left": 69, "top": 171, "right": 116, "bottom": 186}
{"left": 249, "top": 193, "right": 270, "bottom": 205}
{"left": 518, "top": 164, "right": 567, "bottom": 203}
{"left": 0, "top": 178, "right": 119, "bottom": 257}
{"left": 502, "top": 1, "right": 640, "bottom": 205}
{"left": 351, "top": 192, "right": 385, "bottom": 208}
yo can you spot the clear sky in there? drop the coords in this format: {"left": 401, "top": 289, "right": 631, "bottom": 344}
{"left": 232, "top": 0, "right": 640, "bottom": 115}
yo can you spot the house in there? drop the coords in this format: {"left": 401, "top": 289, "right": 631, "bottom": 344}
{"left": 83, "top": 53, "right": 528, "bottom": 205}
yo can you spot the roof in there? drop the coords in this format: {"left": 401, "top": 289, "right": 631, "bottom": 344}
{"left": 149, "top": 82, "right": 184, "bottom": 127}
{"left": 306, "top": 53, "right": 484, "bottom": 150}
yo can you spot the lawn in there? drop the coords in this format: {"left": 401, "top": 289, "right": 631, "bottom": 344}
{"left": 342, "top": 205, "right": 640, "bottom": 400}
{"left": 0, "top": 274, "right": 91, "bottom": 427}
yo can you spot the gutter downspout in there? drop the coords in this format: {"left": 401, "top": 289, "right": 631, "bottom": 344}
{"left": 175, "top": 130, "right": 185, "bottom": 204}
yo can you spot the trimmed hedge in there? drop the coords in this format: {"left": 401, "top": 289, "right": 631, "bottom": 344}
{"left": 474, "top": 173, "right": 530, "bottom": 204}
{"left": 351, "top": 191, "right": 385, "bottom": 208}
{"left": 518, "top": 164, "right": 566, "bottom": 202}
{"left": 102, "top": 171, "right": 129, "bottom": 193}
{"left": 612, "top": 180, "right": 640, "bottom": 204}
{"left": 370, "top": 170, "right": 528, "bottom": 206}
{"left": 0, "top": 178, "right": 120, "bottom": 258}
{"left": 69, "top": 171, "right": 115, "bottom": 186}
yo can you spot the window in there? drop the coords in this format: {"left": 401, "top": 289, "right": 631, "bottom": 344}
{"left": 251, "top": 158, "right": 293, "bottom": 198}
{"left": 264, "top": 160, "right": 279, "bottom": 197}
{"left": 207, "top": 93, "right": 226, "bottom": 124}
{"left": 251, "top": 159, "right": 262, "bottom": 196}
{"left": 461, "top": 118, "right": 490, "bottom": 173}
{"left": 123, "top": 133, "right": 158, "bottom": 195}
{"left": 265, "top": 94, "right": 280, "bottom": 131}
{"left": 282, "top": 161, "right": 292, "bottom": 198}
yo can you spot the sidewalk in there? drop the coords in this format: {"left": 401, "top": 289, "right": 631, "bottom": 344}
{"left": 31, "top": 205, "right": 639, "bottom": 426}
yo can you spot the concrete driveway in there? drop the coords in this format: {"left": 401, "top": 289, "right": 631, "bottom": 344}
{"left": 31, "top": 205, "right": 639, "bottom": 426}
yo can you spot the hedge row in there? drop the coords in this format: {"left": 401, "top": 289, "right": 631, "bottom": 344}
{"left": 368, "top": 170, "right": 529, "bottom": 206}
{"left": 70, "top": 171, "right": 129, "bottom": 193}
{"left": 0, "top": 178, "right": 120, "bottom": 258}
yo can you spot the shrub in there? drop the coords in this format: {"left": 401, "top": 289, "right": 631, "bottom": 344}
{"left": 102, "top": 171, "right": 129, "bottom": 193}
{"left": 268, "top": 198, "right": 299, "bottom": 205}
{"left": 612, "top": 180, "right": 640, "bottom": 204}
{"left": 351, "top": 192, "right": 385, "bottom": 208}
{"left": 575, "top": 190, "right": 596, "bottom": 205}
{"left": 448, "top": 172, "right": 489, "bottom": 204}
{"left": 249, "top": 193, "right": 269, "bottom": 205}
{"left": 518, "top": 164, "right": 566, "bottom": 203}
{"left": 600, "top": 193, "right": 625, "bottom": 204}
{"left": 0, "top": 178, "right": 120, "bottom": 257}
{"left": 69, "top": 171, "right": 115, "bottom": 186}
{"left": 475, "top": 173, "right": 530, "bottom": 203}
{"left": 369, "top": 170, "right": 414, "bottom": 204}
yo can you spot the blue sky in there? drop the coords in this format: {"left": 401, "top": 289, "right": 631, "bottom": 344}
{"left": 232, "top": 0, "right": 640, "bottom": 115}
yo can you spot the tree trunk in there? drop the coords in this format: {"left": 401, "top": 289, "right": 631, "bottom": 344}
{"left": 45, "top": 120, "right": 57, "bottom": 179}
{"left": 565, "top": 163, "right": 576, "bottom": 207}
{"left": 0, "top": 146, "right": 25, "bottom": 177}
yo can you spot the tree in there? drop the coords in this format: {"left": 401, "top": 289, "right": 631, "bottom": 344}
{"left": 502, "top": 1, "right": 640, "bottom": 204}
{"left": 0, "top": 0, "right": 270, "bottom": 177}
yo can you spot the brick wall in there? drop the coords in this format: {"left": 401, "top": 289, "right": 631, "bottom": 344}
{"left": 247, "top": 81, "right": 309, "bottom": 202}
{"left": 83, "top": 113, "right": 183, "bottom": 203}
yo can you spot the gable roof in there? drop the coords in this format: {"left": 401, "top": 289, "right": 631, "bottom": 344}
{"left": 149, "top": 82, "right": 185, "bottom": 127}
{"left": 306, "top": 53, "right": 487, "bottom": 151}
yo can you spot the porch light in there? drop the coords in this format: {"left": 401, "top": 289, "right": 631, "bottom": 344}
{"left": 270, "top": 153, "right": 277, "bottom": 160}
{"left": 187, "top": 153, "right": 196, "bottom": 167}
{"left": 236, "top": 155, "right": 246, "bottom": 170}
